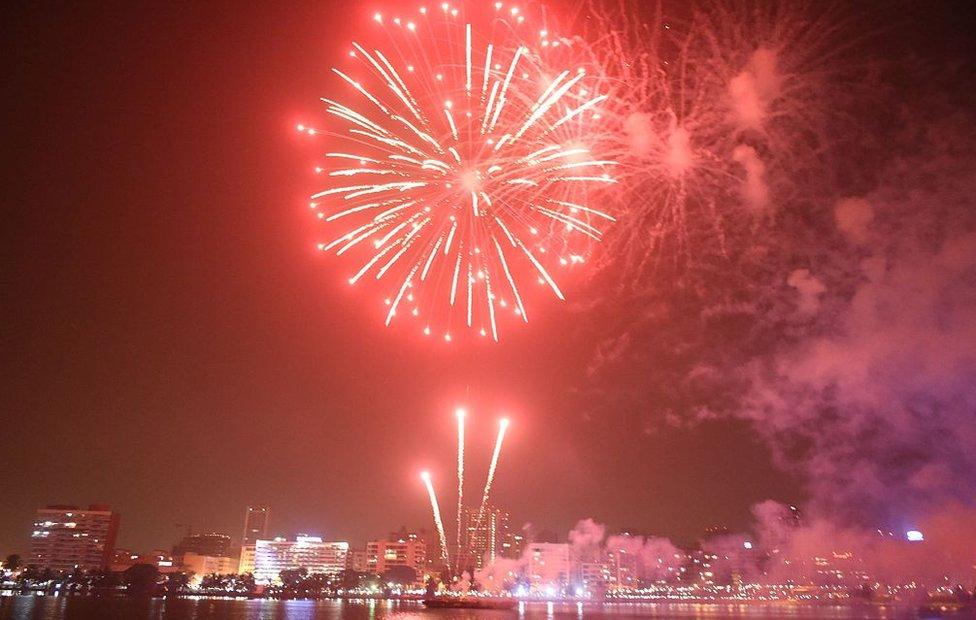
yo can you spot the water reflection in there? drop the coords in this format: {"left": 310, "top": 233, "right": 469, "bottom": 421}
{"left": 0, "top": 596, "right": 954, "bottom": 620}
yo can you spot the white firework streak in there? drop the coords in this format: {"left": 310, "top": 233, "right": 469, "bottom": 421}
{"left": 421, "top": 471, "right": 451, "bottom": 573}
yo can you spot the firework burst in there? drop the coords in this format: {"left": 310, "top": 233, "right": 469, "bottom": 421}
{"left": 300, "top": 3, "right": 616, "bottom": 341}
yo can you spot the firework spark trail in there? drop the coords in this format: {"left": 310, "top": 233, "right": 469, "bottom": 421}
{"left": 573, "top": 3, "right": 738, "bottom": 282}
{"left": 466, "top": 418, "right": 509, "bottom": 567}
{"left": 455, "top": 407, "right": 465, "bottom": 566}
{"left": 301, "top": 3, "right": 616, "bottom": 342}
{"left": 421, "top": 471, "right": 451, "bottom": 573}
{"left": 571, "top": 0, "right": 868, "bottom": 288}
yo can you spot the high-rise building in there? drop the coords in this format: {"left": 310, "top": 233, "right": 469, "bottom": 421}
{"left": 366, "top": 530, "right": 426, "bottom": 574}
{"left": 348, "top": 549, "right": 370, "bottom": 572}
{"left": 579, "top": 561, "right": 612, "bottom": 591}
{"left": 526, "top": 542, "right": 571, "bottom": 592}
{"left": 242, "top": 506, "right": 270, "bottom": 546}
{"left": 29, "top": 504, "right": 120, "bottom": 571}
{"left": 606, "top": 539, "right": 639, "bottom": 590}
{"left": 238, "top": 544, "right": 257, "bottom": 575}
{"left": 501, "top": 527, "right": 525, "bottom": 560}
{"left": 461, "top": 505, "right": 512, "bottom": 569}
{"left": 173, "top": 532, "right": 232, "bottom": 559}
{"left": 252, "top": 536, "right": 349, "bottom": 585}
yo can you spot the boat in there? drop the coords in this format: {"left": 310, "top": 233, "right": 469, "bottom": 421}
{"left": 423, "top": 596, "right": 517, "bottom": 610}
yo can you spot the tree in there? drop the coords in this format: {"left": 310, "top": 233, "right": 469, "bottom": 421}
{"left": 165, "top": 572, "right": 189, "bottom": 596}
{"left": 3, "top": 554, "right": 21, "bottom": 571}
{"left": 279, "top": 567, "right": 308, "bottom": 588}
{"left": 91, "top": 568, "right": 123, "bottom": 593}
{"left": 235, "top": 572, "right": 256, "bottom": 596}
{"left": 279, "top": 567, "right": 309, "bottom": 598}
{"left": 425, "top": 575, "right": 440, "bottom": 597}
{"left": 200, "top": 573, "right": 224, "bottom": 590}
{"left": 339, "top": 569, "right": 367, "bottom": 590}
{"left": 381, "top": 565, "right": 418, "bottom": 587}
{"left": 123, "top": 563, "right": 160, "bottom": 596}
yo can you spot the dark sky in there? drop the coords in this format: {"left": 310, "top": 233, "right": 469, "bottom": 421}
{"left": 4, "top": 1, "right": 970, "bottom": 557}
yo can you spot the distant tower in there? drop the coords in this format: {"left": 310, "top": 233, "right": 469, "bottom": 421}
{"left": 461, "top": 504, "right": 512, "bottom": 570}
{"left": 242, "top": 506, "right": 270, "bottom": 546}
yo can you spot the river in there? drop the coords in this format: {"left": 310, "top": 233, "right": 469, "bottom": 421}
{"left": 0, "top": 596, "right": 960, "bottom": 619}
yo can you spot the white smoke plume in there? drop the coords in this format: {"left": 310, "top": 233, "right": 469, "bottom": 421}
{"left": 580, "top": 1, "right": 976, "bottom": 592}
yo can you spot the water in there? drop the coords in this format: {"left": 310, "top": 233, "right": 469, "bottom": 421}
{"left": 0, "top": 597, "right": 958, "bottom": 620}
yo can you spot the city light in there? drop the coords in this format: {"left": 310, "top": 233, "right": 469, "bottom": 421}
{"left": 4, "top": 0, "right": 974, "bottom": 614}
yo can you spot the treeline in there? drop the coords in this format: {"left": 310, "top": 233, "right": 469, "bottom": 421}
{"left": 1, "top": 553, "right": 422, "bottom": 599}
{"left": 1, "top": 561, "right": 188, "bottom": 597}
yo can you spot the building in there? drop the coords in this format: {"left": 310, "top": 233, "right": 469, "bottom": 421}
{"left": 29, "top": 504, "right": 120, "bottom": 571}
{"left": 182, "top": 552, "right": 237, "bottom": 585}
{"left": 173, "top": 532, "right": 232, "bottom": 559}
{"left": 252, "top": 536, "right": 349, "bottom": 585}
{"left": 365, "top": 531, "right": 426, "bottom": 575}
{"left": 579, "top": 561, "right": 612, "bottom": 591}
{"left": 348, "top": 549, "right": 370, "bottom": 573}
{"left": 238, "top": 544, "right": 256, "bottom": 574}
{"left": 526, "top": 542, "right": 571, "bottom": 593}
{"left": 242, "top": 506, "right": 270, "bottom": 546}
{"left": 110, "top": 549, "right": 180, "bottom": 573}
{"left": 461, "top": 505, "right": 514, "bottom": 569}
{"left": 606, "top": 541, "right": 639, "bottom": 590}
{"left": 501, "top": 527, "right": 525, "bottom": 560}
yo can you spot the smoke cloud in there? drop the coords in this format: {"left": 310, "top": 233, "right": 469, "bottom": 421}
{"left": 581, "top": 0, "right": 976, "bottom": 590}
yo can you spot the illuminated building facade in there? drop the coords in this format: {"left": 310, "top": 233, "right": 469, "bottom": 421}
{"left": 606, "top": 541, "right": 639, "bottom": 590}
{"left": 348, "top": 549, "right": 370, "bottom": 572}
{"left": 238, "top": 544, "right": 256, "bottom": 574}
{"left": 182, "top": 552, "right": 237, "bottom": 584}
{"left": 366, "top": 532, "right": 426, "bottom": 574}
{"left": 579, "top": 561, "right": 612, "bottom": 590}
{"left": 110, "top": 549, "right": 182, "bottom": 573}
{"left": 252, "top": 536, "right": 349, "bottom": 584}
{"left": 526, "top": 542, "right": 571, "bottom": 592}
{"left": 461, "top": 505, "right": 517, "bottom": 569}
{"left": 29, "top": 504, "right": 120, "bottom": 571}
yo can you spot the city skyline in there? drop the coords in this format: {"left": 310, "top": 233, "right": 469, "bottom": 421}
{"left": 0, "top": 0, "right": 821, "bottom": 559}
{"left": 0, "top": 390, "right": 791, "bottom": 556}
{"left": 3, "top": 0, "right": 975, "bottom": 609}
{"left": 9, "top": 496, "right": 945, "bottom": 598}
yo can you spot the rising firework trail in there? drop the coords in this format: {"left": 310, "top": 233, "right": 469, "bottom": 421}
{"left": 464, "top": 417, "right": 509, "bottom": 569}
{"left": 455, "top": 407, "right": 466, "bottom": 561}
{"left": 421, "top": 470, "right": 451, "bottom": 573}
{"left": 420, "top": 409, "right": 512, "bottom": 575}
{"left": 299, "top": 2, "right": 616, "bottom": 341}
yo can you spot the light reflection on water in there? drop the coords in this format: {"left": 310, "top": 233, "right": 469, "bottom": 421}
{"left": 0, "top": 596, "right": 947, "bottom": 620}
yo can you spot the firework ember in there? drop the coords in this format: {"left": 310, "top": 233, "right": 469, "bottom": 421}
{"left": 300, "top": 3, "right": 616, "bottom": 341}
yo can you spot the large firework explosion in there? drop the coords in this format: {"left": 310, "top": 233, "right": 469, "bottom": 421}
{"left": 299, "top": 2, "right": 616, "bottom": 342}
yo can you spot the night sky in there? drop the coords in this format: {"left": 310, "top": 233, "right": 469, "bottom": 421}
{"left": 2, "top": 1, "right": 973, "bottom": 557}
